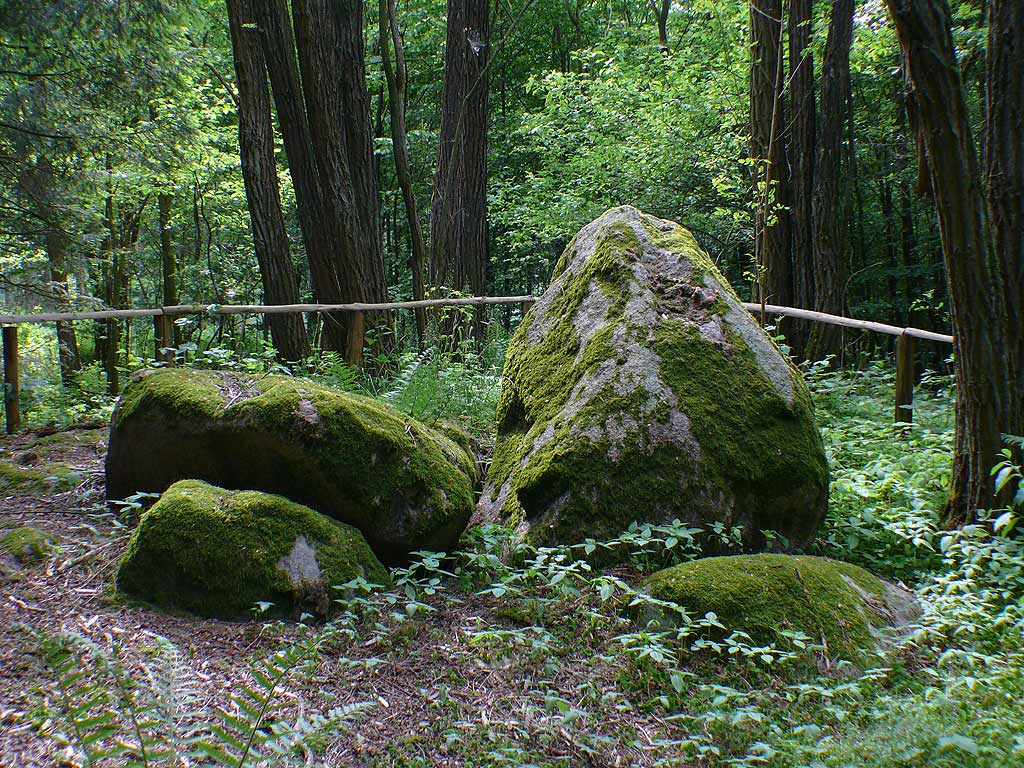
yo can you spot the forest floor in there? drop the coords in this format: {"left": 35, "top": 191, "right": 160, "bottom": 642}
{"left": 0, "top": 425, "right": 673, "bottom": 767}
{"left": 0, "top": 367, "right": 1021, "bottom": 767}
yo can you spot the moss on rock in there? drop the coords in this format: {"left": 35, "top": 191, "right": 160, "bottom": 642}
{"left": 116, "top": 480, "right": 389, "bottom": 620}
{"left": 1, "top": 526, "right": 57, "bottom": 565}
{"left": 106, "top": 370, "right": 477, "bottom": 562}
{"left": 643, "top": 554, "right": 917, "bottom": 666}
{"left": 481, "top": 206, "right": 828, "bottom": 549}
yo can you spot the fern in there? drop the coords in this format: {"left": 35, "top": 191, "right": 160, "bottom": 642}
{"left": 24, "top": 625, "right": 372, "bottom": 767}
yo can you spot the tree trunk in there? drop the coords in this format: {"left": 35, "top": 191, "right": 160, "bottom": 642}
{"left": 45, "top": 229, "right": 81, "bottom": 383}
{"left": 291, "top": 0, "right": 390, "bottom": 359}
{"left": 985, "top": 0, "right": 1023, "bottom": 435}
{"left": 253, "top": 0, "right": 346, "bottom": 350}
{"left": 430, "top": 0, "right": 491, "bottom": 346}
{"left": 227, "top": 0, "right": 309, "bottom": 362}
{"left": 380, "top": 0, "right": 427, "bottom": 346}
{"left": 806, "top": 0, "right": 854, "bottom": 362}
{"left": 749, "top": 0, "right": 791, "bottom": 317}
{"left": 652, "top": 0, "right": 669, "bottom": 48}
{"left": 885, "top": 0, "right": 1014, "bottom": 523}
{"left": 787, "top": 0, "right": 814, "bottom": 357}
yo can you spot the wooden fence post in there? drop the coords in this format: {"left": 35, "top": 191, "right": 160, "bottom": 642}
{"left": 345, "top": 310, "right": 365, "bottom": 368}
{"left": 894, "top": 332, "right": 915, "bottom": 427}
{"left": 519, "top": 298, "right": 535, "bottom": 320}
{"left": 3, "top": 326, "right": 20, "bottom": 434}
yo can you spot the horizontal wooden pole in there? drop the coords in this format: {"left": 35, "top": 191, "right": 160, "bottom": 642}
{"left": 0, "top": 296, "right": 953, "bottom": 345}
{"left": 741, "top": 302, "right": 954, "bottom": 344}
{"left": 0, "top": 296, "right": 537, "bottom": 325}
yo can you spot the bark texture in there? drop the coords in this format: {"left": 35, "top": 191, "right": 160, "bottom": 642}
{"left": 749, "top": 0, "right": 791, "bottom": 318}
{"left": 806, "top": 0, "right": 854, "bottom": 362}
{"left": 886, "top": 0, "right": 1017, "bottom": 523}
{"left": 787, "top": 0, "right": 815, "bottom": 357}
{"left": 251, "top": 0, "right": 388, "bottom": 357}
{"left": 227, "top": 0, "right": 309, "bottom": 362}
{"left": 380, "top": 0, "right": 427, "bottom": 345}
{"left": 430, "top": 0, "right": 491, "bottom": 345}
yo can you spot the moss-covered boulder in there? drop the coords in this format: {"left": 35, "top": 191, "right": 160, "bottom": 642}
{"left": 1, "top": 526, "right": 57, "bottom": 565}
{"left": 481, "top": 206, "right": 828, "bottom": 549}
{"left": 116, "top": 480, "right": 390, "bottom": 620}
{"left": 643, "top": 555, "right": 917, "bottom": 666}
{"left": 106, "top": 370, "right": 477, "bottom": 562}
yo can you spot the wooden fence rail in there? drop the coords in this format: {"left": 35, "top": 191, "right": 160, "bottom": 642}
{"left": 1, "top": 296, "right": 952, "bottom": 434}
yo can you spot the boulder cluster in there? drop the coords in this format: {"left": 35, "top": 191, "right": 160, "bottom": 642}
{"left": 109, "top": 207, "right": 907, "bottom": 653}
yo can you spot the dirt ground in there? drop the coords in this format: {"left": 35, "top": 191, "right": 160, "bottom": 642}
{"left": 0, "top": 425, "right": 667, "bottom": 768}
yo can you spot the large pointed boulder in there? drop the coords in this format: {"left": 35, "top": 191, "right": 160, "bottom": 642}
{"left": 480, "top": 206, "right": 828, "bottom": 549}
{"left": 106, "top": 370, "right": 477, "bottom": 562}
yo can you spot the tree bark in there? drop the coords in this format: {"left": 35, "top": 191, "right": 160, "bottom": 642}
{"left": 885, "top": 0, "right": 1015, "bottom": 523}
{"left": 227, "top": 0, "right": 309, "bottom": 362}
{"left": 45, "top": 229, "right": 81, "bottom": 383}
{"left": 787, "top": 0, "right": 814, "bottom": 357}
{"left": 291, "top": 0, "right": 390, "bottom": 358}
{"left": 430, "top": 0, "right": 491, "bottom": 346}
{"left": 806, "top": 0, "right": 854, "bottom": 362}
{"left": 380, "top": 0, "right": 427, "bottom": 346}
{"left": 749, "top": 0, "right": 791, "bottom": 317}
{"left": 252, "top": 0, "right": 346, "bottom": 350}
{"left": 985, "top": 0, "right": 1023, "bottom": 432}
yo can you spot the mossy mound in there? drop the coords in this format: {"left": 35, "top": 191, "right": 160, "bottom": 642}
{"left": 643, "top": 554, "right": 917, "bottom": 666}
{"left": 106, "top": 370, "right": 477, "bottom": 562}
{"left": 1, "top": 526, "right": 57, "bottom": 565}
{"left": 481, "top": 206, "right": 828, "bottom": 549}
{"left": 116, "top": 480, "right": 389, "bottom": 620}
{"left": 0, "top": 459, "right": 80, "bottom": 494}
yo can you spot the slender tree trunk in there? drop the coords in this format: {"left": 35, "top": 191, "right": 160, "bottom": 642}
{"left": 45, "top": 229, "right": 81, "bottom": 383}
{"left": 380, "top": 0, "right": 427, "bottom": 345}
{"left": 156, "top": 192, "right": 181, "bottom": 354}
{"left": 652, "top": 0, "right": 669, "bottom": 48}
{"left": 896, "top": 86, "right": 918, "bottom": 327}
{"left": 227, "top": 0, "right": 309, "bottom": 362}
{"left": 787, "top": 0, "right": 814, "bottom": 357}
{"left": 885, "top": 0, "right": 1014, "bottom": 523}
{"left": 749, "top": 0, "right": 792, "bottom": 316}
{"left": 430, "top": 0, "right": 491, "bottom": 346}
{"left": 806, "top": 0, "right": 854, "bottom": 362}
{"left": 102, "top": 156, "right": 119, "bottom": 395}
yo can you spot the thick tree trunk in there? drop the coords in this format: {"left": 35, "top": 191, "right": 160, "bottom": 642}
{"left": 886, "top": 0, "right": 1014, "bottom": 523}
{"left": 985, "top": 0, "right": 1023, "bottom": 434}
{"left": 430, "top": 0, "right": 491, "bottom": 346}
{"left": 787, "top": 0, "right": 814, "bottom": 357}
{"left": 291, "top": 0, "right": 389, "bottom": 358}
{"left": 380, "top": 0, "right": 427, "bottom": 345}
{"left": 749, "top": 0, "right": 791, "bottom": 316}
{"left": 227, "top": 0, "right": 309, "bottom": 362}
{"left": 253, "top": 0, "right": 346, "bottom": 350}
{"left": 806, "top": 0, "right": 854, "bottom": 362}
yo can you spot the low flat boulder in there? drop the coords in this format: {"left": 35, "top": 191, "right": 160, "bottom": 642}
{"left": 480, "top": 206, "right": 828, "bottom": 549}
{"left": 116, "top": 480, "right": 390, "bottom": 620}
{"left": 106, "top": 370, "right": 477, "bottom": 562}
{"left": 643, "top": 554, "right": 918, "bottom": 668}
{"left": 1, "top": 526, "right": 57, "bottom": 566}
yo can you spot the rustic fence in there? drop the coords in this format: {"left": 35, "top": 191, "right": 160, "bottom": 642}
{"left": 0, "top": 297, "right": 953, "bottom": 434}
